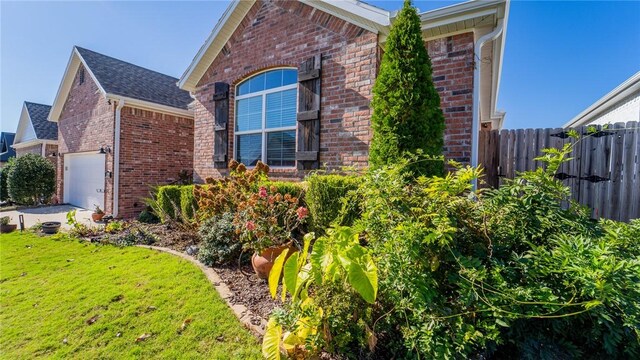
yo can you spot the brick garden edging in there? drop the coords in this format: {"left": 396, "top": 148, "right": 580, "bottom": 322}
{"left": 136, "top": 245, "right": 267, "bottom": 337}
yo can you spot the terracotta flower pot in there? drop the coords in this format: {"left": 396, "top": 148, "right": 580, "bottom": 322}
{"left": 92, "top": 213, "right": 105, "bottom": 222}
{"left": 0, "top": 224, "right": 17, "bottom": 233}
{"left": 251, "top": 243, "right": 297, "bottom": 279}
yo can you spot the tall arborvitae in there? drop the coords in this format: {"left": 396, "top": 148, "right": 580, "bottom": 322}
{"left": 369, "top": 0, "right": 445, "bottom": 176}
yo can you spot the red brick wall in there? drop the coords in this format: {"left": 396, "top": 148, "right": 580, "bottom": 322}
{"left": 426, "top": 33, "right": 475, "bottom": 164}
{"left": 191, "top": 1, "right": 476, "bottom": 181}
{"left": 15, "top": 144, "right": 42, "bottom": 157}
{"left": 56, "top": 63, "right": 115, "bottom": 213}
{"left": 45, "top": 144, "right": 58, "bottom": 167}
{"left": 192, "top": 0, "right": 379, "bottom": 182}
{"left": 118, "top": 107, "right": 194, "bottom": 219}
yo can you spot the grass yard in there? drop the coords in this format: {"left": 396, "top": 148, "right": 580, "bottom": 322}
{"left": 0, "top": 232, "right": 261, "bottom": 359}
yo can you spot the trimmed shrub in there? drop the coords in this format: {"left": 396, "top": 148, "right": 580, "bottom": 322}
{"left": 257, "top": 180, "right": 306, "bottom": 203}
{"left": 305, "top": 173, "right": 361, "bottom": 232}
{"left": 7, "top": 153, "right": 56, "bottom": 205}
{"left": 369, "top": 0, "right": 445, "bottom": 177}
{"left": 180, "top": 185, "right": 198, "bottom": 222}
{"left": 0, "top": 158, "right": 15, "bottom": 202}
{"left": 138, "top": 209, "right": 160, "bottom": 224}
{"left": 197, "top": 212, "right": 242, "bottom": 266}
{"left": 156, "top": 185, "right": 182, "bottom": 221}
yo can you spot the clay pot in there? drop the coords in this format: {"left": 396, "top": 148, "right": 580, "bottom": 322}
{"left": 41, "top": 222, "right": 61, "bottom": 234}
{"left": 91, "top": 213, "right": 105, "bottom": 222}
{"left": 251, "top": 243, "right": 297, "bottom": 279}
{"left": 0, "top": 224, "right": 17, "bottom": 233}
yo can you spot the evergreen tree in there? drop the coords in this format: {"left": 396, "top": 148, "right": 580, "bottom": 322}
{"left": 369, "top": 0, "right": 445, "bottom": 176}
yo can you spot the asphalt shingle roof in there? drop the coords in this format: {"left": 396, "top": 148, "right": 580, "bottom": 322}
{"left": 24, "top": 102, "right": 57, "bottom": 140}
{"left": 0, "top": 132, "right": 16, "bottom": 161}
{"left": 76, "top": 47, "right": 192, "bottom": 110}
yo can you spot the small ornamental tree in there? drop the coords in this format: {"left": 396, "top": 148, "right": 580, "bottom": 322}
{"left": 369, "top": 0, "right": 445, "bottom": 176}
{"left": 7, "top": 153, "right": 56, "bottom": 205}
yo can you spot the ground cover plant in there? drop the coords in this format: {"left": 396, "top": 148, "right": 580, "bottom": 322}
{"left": 0, "top": 232, "right": 261, "bottom": 359}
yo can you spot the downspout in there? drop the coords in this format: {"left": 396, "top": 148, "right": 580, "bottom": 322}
{"left": 471, "top": 19, "right": 504, "bottom": 189}
{"left": 113, "top": 98, "right": 125, "bottom": 217}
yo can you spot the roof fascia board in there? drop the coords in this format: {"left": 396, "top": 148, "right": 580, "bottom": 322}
{"left": 14, "top": 104, "right": 35, "bottom": 144}
{"left": 48, "top": 48, "right": 108, "bottom": 122}
{"left": 421, "top": 8, "right": 497, "bottom": 31}
{"left": 107, "top": 95, "right": 194, "bottom": 118}
{"left": 564, "top": 74, "right": 640, "bottom": 128}
{"left": 419, "top": 0, "right": 502, "bottom": 22}
{"left": 11, "top": 139, "right": 55, "bottom": 149}
{"left": 178, "top": 0, "right": 248, "bottom": 92}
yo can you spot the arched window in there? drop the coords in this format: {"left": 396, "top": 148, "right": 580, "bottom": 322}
{"left": 235, "top": 68, "right": 297, "bottom": 167}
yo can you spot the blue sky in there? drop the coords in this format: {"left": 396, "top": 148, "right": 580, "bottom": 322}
{"left": 1, "top": 1, "right": 639, "bottom": 133}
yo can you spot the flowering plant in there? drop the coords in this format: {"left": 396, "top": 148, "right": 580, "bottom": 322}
{"left": 235, "top": 185, "right": 308, "bottom": 254}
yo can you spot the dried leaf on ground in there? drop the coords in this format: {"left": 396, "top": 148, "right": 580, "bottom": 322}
{"left": 86, "top": 315, "right": 99, "bottom": 325}
{"left": 135, "top": 333, "right": 152, "bottom": 342}
{"left": 177, "top": 318, "right": 192, "bottom": 334}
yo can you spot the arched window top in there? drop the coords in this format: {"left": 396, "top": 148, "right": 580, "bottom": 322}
{"left": 236, "top": 68, "right": 297, "bottom": 96}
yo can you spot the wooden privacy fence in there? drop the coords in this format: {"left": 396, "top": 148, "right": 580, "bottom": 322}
{"left": 479, "top": 121, "right": 639, "bottom": 222}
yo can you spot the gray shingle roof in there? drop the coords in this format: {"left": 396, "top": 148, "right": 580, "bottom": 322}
{"left": 0, "top": 132, "right": 16, "bottom": 161}
{"left": 76, "top": 46, "right": 192, "bottom": 110}
{"left": 24, "top": 102, "right": 57, "bottom": 140}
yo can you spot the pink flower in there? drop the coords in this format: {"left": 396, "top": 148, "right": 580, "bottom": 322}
{"left": 246, "top": 221, "right": 256, "bottom": 231}
{"left": 296, "top": 206, "right": 308, "bottom": 220}
{"left": 258, "top": 186, "right": 268, "bottom": 198}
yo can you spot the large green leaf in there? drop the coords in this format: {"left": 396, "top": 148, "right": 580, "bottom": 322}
{"left": 347, "top": 257, "right": 378, "bottom": 304}
{"left": 310, "top": 238, "right": 331, "bottom": 283}
{"left": 268, "top": 249, "right": 289, "bottom": 299}
{"left": 262, "top": 317, "right": 282, "bottom": 360}
{"left": 283, "top": 252, "right": 299, "bottom": 301}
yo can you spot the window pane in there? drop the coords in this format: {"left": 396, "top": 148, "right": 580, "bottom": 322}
{"left": 266, "top": 130, "right": 296, "bottom": 167}
{"left": 282, "top": 69, "right": 297, "bottom": 86}
{"left": 266, "top": 89, "right": 296, "bottom": 128}
{"left": 265, "top": 69, "right": 283, "bottom": 90}
{"left": 236, "top": 134, "right": 262, "bottom": 167}
{"left": 237, "top": 81, "right": 250, "bottom": 96}
{"left": 249, "top": 73, "right": 265, "bottom": 93}
{"left": 236, "top": 96, "right": 262, "bottom": 131}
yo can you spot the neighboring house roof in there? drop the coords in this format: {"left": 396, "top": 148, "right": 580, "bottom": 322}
{"left": 0, "top": 132, "right": 16, "bottom": 162}
{"left": 13, "top": 102, "right": 58, "bottom": 150}
{"left": 563, "top": 71, "right": 640, "bottom": 128}
{"left": 24, "top": 102, "right": 57, "bottom": 140}
{"left": 49, "top": 46, "right": 193, "bottom": 121}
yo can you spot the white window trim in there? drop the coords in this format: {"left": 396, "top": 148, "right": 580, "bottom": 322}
{"left": 234, "top": 75, "right": 297, "bottom": 169}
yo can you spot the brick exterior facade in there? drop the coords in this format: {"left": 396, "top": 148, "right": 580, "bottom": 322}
{"left": 56, "top": 64, "right": 194, "bottom": 218}
{"left": 118, "top": 108, "right": 194, "bottom": 219}
{"left": 57, "top": 64, "right": 115, "bottom": 213}
{"left": 191, "top": 1, "right": 477, "bottom": 182}
{"left": 427, "top": 32, "right": 475, "bottom": 164}
{"left": 15, "top": 144, "right": 42, "bottom": 157}
{"left": 192, "top": 0, "right": 378, "bottom": 182}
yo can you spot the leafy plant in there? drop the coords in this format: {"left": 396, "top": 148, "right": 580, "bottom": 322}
{"left": 105, "top": 220, "right": 125, "bottom": 234}
{"left": 304, "top": 173, "right": 361, "bottom": 233}
{"left": 0, "top": 216, "right": 10, "bottom": 225}
{"left": 6, "top": 153, "right": 56, "bottom": 205}
{"left": 66, "top": 210, "right": 100, "bottom": 238}
{"left": 197, "top": 212, "right": 242, "bottom": 266}
{"left": 138, "top": 209, "right": 160, "bottom": 224}
{"left": 0, "top": 158, "right": 15, "bottom": 202}
{"left": 235, "top": 185, "right": 307, "bottom": 254}
{"left": 262, "top": 227, "right": 378, "bottom": 359}
{"left": 369, "top": 0, "right": 445, "bottom": 177}
{"left": 93, "top": 205, "right": 104, "bottom": 215}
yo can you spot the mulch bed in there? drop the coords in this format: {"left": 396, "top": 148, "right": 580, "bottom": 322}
{"left": 213, "top": 264, "right": 281, "bottom": 319}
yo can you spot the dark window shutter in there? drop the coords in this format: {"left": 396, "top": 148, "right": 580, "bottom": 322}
{"left": 296, "top": 54, "right": 321, "bottom": 170}
{"left": 213, "top": 82, "right": 229, "bottom": 169}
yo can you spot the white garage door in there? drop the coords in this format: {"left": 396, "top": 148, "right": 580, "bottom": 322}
{"left": 64, "top": 152, "right": 106, "bottom": 211}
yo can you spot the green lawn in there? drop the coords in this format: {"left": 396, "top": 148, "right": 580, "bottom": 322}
{"left": 0, "top": 232, "right": 261, "bottom": 359}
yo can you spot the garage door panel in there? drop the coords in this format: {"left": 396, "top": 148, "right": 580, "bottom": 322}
{"left": 64, "top": 153, "right": 106, "bottom": 211}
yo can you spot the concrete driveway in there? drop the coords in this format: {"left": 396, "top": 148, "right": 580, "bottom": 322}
{"left": 0, "top": 205, "right": 94, "bottom": 230}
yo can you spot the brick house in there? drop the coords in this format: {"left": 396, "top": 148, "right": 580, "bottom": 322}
{"left": 0, "top": 132, "right": 16, "bottom": 168}
{"left": 178, "top": 0, "right": 509, "bottom": 182}
{"left": 12, "top": 102, "right": 58, "bottom": 166}
{"left": 48, "top": 47, "right": 194, "bottom": 218}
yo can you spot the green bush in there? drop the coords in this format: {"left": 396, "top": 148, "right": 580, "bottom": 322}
{"left": 355, "top": 146, "right": 640, "bottom": 359}
{"left": 197, "top": 212, "right": 242, "bottom": 266}
{"left": 305, "top": 173, "right": 361, "bottom": 232}
{"left": 138, "top": 209, "right": 160, "bottom": 224}
{"left": 0, "top": 158, "right": 15, "bottom": 202}
{"left": 180, "top": 185, "right": 198, "bottom": 222}
{"left": 369, "top": 0, "right": 445, "bottom": 177}
{"left": 7, "top": 154, "right": 55, "bottom": 205}
{"left": 156, "top": 185, "right": 182, "bottom": 222}
{"left": 257, "top": 180, "right": 305, "bottom": 201}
